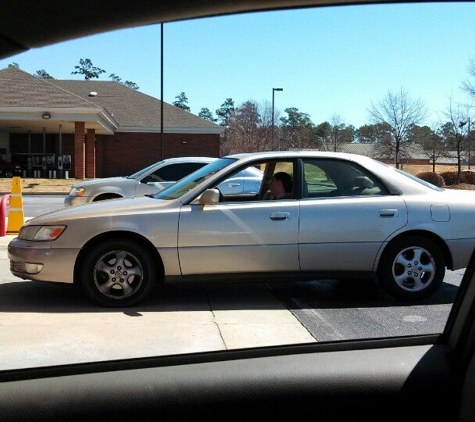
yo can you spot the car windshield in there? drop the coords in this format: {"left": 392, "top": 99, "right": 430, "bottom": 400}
{"left": 155, "top": 157, "right": 237, "bottom": 199}
{"left": 127, "top": 161, "right": 162, "bottom": 179}
{"left": 0, "top": 2, "right": 473, "bottom": 372}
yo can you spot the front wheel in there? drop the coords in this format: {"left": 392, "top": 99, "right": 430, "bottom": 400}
{"left": 81, "top": 240, "right": 157, "bottom": 307}
{"left": 378, "top": 236, "right": 445, "bottom": 301}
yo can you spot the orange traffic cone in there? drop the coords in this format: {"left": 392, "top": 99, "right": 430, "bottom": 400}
{"left": 7, "top": 176, "right": 24, "bottom": 235}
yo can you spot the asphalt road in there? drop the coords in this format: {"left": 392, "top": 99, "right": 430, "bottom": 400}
{"left": 269, "top": 270, "right": 462, "bottom": 341}
{"left": 23, "top": 194, "right": 66, "bottom": 217}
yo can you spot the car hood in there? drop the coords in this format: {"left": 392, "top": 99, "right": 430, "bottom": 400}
{"left": 26, "top": 196, "right": 174, "bottom": 225}
{"left": 70, "top": 176, "right": 130, "bottom": 188}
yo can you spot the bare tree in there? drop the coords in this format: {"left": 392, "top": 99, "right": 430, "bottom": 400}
{"left": 441, "top": 98, "right": 471, "bottom": 179}
{"left": 328, "top": 114, "right": 354, "bottom": 152}
{"left": 461, "top": 56, "right": 475, "bottom": 99}
{"left": 369, "top": 88, "right": 427, "bottom": 168}
{"left": 222, "top": 100, "right": 272, "bottom": 155}
{"left": 410, "top": 124, "right": 446, "bottom": 172}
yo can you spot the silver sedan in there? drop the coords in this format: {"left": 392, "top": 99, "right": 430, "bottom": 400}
{"left": 64, "top": 156, "right": 263, "bottom": 206}
{"left": 9, "top": 151, "right": 475, "bottom": 307}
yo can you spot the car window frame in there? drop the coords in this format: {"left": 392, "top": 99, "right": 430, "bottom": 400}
{"left": 1, "top": 2, "right": 475, "bottom": 421}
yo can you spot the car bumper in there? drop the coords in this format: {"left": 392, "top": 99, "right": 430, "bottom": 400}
{"left": 64, "top": 195, "right": 89, "bottom": 207}
{"left": 446, "top": 238, "right": 475, "bottom": 270}
{"left": 8, "top": 238, "right": 78, "bottom": 283}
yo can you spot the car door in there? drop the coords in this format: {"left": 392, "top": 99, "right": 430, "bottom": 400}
{"left": 298, "top": 159, "right": 408, "bottom": 272}
{"left": 177, "top": 198, "right": 300, "bottom": 276}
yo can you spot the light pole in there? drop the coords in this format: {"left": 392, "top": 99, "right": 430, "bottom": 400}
{"left": 458, "top": 120, "right": 469, "bottom": 176}
{"left": 272, "top": 88, "right": 283, "bottom": 149}
{"left": 468, "top": 117, "right": 471, "bottom": 169}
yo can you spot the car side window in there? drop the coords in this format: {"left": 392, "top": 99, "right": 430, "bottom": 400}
{"left": 255, "top": 161, "right": 295, "bottom": 201}
{"left": 213, "top": 161, "right": 292, "bottom": 202}
{"left": 152, "top": 163, "right": 206, "bottom": 182}
{"left": 302, "top": 161, "right": 339, "bottom": 198}
{"left": 302, "top": 159, "right": 387, "bottom": 198}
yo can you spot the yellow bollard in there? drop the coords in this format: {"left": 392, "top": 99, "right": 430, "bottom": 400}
{"left": 6, "top": 176, "right": 24, "bottom": 235}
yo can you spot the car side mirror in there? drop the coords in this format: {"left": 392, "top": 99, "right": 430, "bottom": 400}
{"left": 197, "top": 189, "right": 220, "bottom": 205}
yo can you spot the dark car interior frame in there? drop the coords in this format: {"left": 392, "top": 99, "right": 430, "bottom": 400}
{"left": 1, "top": 1, "right": 475, "bottom": 421}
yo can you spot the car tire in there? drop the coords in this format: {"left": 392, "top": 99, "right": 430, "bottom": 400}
{"left": 377, "top": 235, "right": 445, "bottom": 301}
{"left": 3, "top": 168, "right": 13, "bottom": 178}
{"left": 82, "top": 240, "right": 157, "bottom": 307}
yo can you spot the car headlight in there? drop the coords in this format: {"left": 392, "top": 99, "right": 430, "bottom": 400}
{"left": 68, "top": 186, "right": 85, "bottom": 197}
{"left": 19, "top": 225, "right": 66, "bottom": 241}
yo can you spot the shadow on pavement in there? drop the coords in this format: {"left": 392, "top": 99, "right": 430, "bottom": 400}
{"left": 269, "top": 278, "right": 459, "bottom": 310}
{"left": 0, "top": 280, "right": 291, "bottom": 313}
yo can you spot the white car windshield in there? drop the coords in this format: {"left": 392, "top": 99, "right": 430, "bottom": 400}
{"left": 127, "top": 161, "right": 162, "bottom": 179}
{"left": 155, "top": 157, "right": 237, "bottom": 200}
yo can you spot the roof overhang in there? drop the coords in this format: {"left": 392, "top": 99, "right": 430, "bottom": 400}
{"left": 117, "top": 126, "right": 225, "bottom": 135}
{"left": 0, "top": 107, "right": 117, "bottom": 135}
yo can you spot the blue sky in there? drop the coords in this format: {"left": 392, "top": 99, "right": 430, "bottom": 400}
{"left": 1, "top": 2, "right": 474, "bottom": 128}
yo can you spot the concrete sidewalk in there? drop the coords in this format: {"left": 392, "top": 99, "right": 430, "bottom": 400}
{"left": 0, "top": 233, "right": 315, "bottom": 370}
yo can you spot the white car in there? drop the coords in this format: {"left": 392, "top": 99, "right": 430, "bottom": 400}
{"left": 64, "top": 156, "right": 263, "bottom": 206}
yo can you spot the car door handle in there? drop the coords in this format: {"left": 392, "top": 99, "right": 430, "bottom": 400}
{"left": 227, "top": 183, "right": 241, "bottom": 187}
{"left": 379, "top": 209, "right": 398, "bottom": 217}
{"left": 270, "top": 212, "right": 290, "bottom": 221}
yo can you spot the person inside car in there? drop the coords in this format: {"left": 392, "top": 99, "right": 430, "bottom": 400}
{"left": 269, "top": 172, "right": 292, "bottom": 199}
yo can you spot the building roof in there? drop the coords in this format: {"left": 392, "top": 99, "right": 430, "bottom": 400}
{"left": 339, "top": 142, "right": 460, "bottom": 165}
{"left": 0, "top": 67, "right": 96, "bottom": 109}
{"left": 0, "top": 67, "right": 222, "bottom": 135}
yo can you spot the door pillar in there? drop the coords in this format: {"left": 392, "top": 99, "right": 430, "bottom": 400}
{"left": 74, "top": 122, "right": 85, "bottom": 179}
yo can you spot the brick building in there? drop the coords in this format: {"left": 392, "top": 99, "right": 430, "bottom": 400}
{"left": 0, "top": 67, "right": 223, "bottom": 178}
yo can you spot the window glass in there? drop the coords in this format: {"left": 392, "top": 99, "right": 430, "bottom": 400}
{"left": 156, "top": 158, "right": 236, "bottom": 199}
{"left": 214, "top": 165, "right": 263, "bottom": 198}
{"left": 303, "top": 159, "right": 387, "bottom": 197}
{"left": 0, "top": 2, "right": 470, "bottom": 371}
{"left": 303, "top": 160, "right": 338, "bottom": 197}
{"left": 153, "top": 163, "right": 206, "bottom": 181}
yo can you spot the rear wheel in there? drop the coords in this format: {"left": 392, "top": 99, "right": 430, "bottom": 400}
{"left": 378, "top": 235, "right": 445, "bottom": 300}
{"left": 82, "top": 240, "right": 157, "bottom": 307}
{"left": 3, "top": 168, "right": 13, "bottom": 178}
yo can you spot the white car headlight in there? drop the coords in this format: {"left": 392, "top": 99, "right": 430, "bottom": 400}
{"left": 68, "top": 186, "right": 85, "bottom": 197}
{"left": 19, "top": 225, "right": 66, "bottom": 241}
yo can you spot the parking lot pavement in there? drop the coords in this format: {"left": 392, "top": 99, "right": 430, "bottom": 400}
{"left": 0, "top": 233, "right": 315, "bottom": 370}
{"left": 0, "top": 234, "right": 15, "bottom": 284}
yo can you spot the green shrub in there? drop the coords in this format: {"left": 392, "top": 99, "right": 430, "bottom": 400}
{"left": 416, "top": 172, "right": 444, "bottom": 187}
